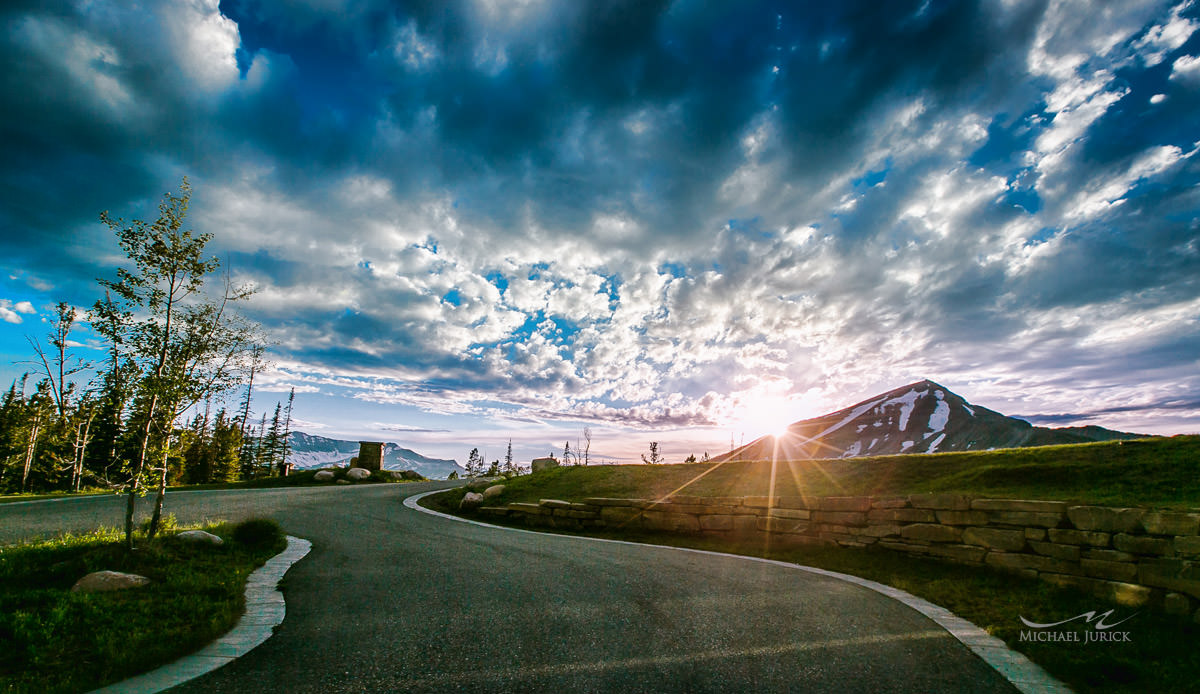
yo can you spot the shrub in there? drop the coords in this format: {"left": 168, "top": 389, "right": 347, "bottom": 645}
{"left": 231, "top": 518, "right": 284, "bottom": 548}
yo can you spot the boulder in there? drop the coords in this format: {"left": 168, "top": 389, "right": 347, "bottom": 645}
{"left": 346, "top": 467, "right": 371, "bottom": 481}
{"left": 313, "top": 470, "right": 336, "bottom": 482}
{"left": 530, "top": 457, "right": 559, "bottom": 473}
{"left": 460, "top": 492, "right": 484, "bottom": 510}
{"left": 482, "top": 484, "right": 505, "bottom": 500}
{"left": 72, "top": 570, "right": 151, "bottom": 593}
{"left": 399, "top": 469, "right": 423, "bottom": 480}
{"left": 175, "top": 530, "right": 224, "bottom": 546}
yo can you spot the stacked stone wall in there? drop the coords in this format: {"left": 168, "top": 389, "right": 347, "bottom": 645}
{"left": 477, "top": 494, "right": 1200, "bottom": 618}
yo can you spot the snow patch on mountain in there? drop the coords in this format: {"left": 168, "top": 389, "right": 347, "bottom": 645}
{"left": 889, "top": 389, "right": 922, "bottom": 431}
{"left": 927, "top": 432, "right": 947, "bottom": 452}
{"left": 814, "top": 396, "right": 888, "bottom": 439}
{"left": 928, "top": 390, "right": 950, "bottom": 433}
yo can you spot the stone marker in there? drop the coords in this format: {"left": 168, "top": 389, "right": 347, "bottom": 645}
{"left": 357, "top": 441, "right": 384, "bottom": 471}
{"left": 72, "top": 570, "right": 151, "bottom": 593}
{"left": 175, "top": 530, "right": 224, "bottom": 546}
{"left": 531, "top": 457, "right": 559, "bottom": 473}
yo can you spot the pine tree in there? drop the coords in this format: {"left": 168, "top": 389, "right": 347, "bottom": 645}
{"left": 279, "top": 388, "right": 295, "bottom": 475}
{"left": 503, "top": 439, "right": 515, "bottom": 476}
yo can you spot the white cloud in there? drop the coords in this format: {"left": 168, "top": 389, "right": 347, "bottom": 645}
{"left": 161, "top": 0, "right": 241, "bottom": 92}
{"left": 1065, "top": 144, "right": 1194, "bottom": 219}
{"left": 1170, "top": 53, "right": 1200, "bottom": 83}
{"left": 1135, "top": 1, "right": 1198, "bottom": 66}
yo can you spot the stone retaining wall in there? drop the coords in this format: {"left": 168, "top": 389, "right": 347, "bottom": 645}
{"left": 477, "top": 494, "right": 1200, "bottom": 618}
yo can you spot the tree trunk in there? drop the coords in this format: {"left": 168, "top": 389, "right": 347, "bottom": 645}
{"left": 21, "top": 414, "right": 41, "bottom": 492}
{"left": 147, "top": 438, "right": 171, "bottom": 539}
{"left": 125, "top": 393, "right": 158, "bottom": 550}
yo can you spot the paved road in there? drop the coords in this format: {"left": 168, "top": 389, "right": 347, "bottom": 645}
{"left": 2, "top": 484, "right": 1018, "bottom": 693}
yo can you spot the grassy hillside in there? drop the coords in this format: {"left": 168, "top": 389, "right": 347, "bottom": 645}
{"left": 472, "top": 436, "right": 1200, "bottom": 509}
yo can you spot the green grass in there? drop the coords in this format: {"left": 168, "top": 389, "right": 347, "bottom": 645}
{"left": 0, "top": 518, "right": 287, "bottom": 694}
{"left": 424, "top": 491, "right": 1200, "bottom": 693}
{"left": 472, "top": 436, "right": 1200, "bottom": 509}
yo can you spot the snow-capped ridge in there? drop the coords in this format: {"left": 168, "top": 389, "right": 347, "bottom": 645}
{"left": 710, "top": 380, "right": 1144, "bottom": 463}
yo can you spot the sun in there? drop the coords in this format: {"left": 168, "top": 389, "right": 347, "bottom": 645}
{"left": 728, "top": 394, "right": 798, "bottom": 441}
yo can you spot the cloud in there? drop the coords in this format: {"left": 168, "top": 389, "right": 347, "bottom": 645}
{"left": 1, "top": 0, "right": 1198, "bottom": 440}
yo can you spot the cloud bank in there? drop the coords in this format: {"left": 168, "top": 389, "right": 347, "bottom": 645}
{"left": 2, "top": 0, "right": 1198, "bottom": 447}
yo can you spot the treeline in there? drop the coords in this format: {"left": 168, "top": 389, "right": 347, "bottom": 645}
{"left": 458, "top": 440, "right": 524, "bottom": 478}
{"left": 0, "top": 179, "right": 283, "bottom": 548}
{"left": 0, "top": 352, "right": 294, "bottom": 494}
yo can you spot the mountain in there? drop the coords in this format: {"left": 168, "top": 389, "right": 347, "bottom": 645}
{"left": 709, "top": 380, "right": 1145, "bottom": 463}
{"left": 287, "top": 432, "right": 465, "bottom": 479}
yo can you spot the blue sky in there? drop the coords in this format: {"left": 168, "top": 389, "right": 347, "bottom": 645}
{"left": 2, "top": 0, "right": 1199, "bottom": 465}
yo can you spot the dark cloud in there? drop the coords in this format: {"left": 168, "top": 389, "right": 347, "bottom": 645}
{"left": 2, "top": 0, "right": 1199, "bottom": 439}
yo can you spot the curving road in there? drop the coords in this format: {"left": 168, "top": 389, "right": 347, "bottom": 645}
{"left": 1, "top": 483, "right": 1019, "bottom": 693}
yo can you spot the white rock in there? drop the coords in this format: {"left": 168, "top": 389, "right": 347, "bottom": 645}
{"left": 175, "top": 530, "right": 224, "bottom": 546}
{"left": 460, "top": 492, "right": 484, "bottom": 510}
{"left": 482, "top": 484, "right": 505, "bottom": 500}
{"left": 346, "top": 467, "right": 371, "bottom": 481}
{"left": 314, "top": 470, "right": 336, "bottom": 482}
{"left": 72, "top": 570, "right": 151, "bottom": 593}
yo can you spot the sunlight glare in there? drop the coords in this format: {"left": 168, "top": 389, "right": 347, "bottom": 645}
{"left": 729, "top": 394, "right": 798, "bottom": 441}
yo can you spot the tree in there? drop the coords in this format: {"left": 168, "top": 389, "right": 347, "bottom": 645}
{"left": 28, "top": 302, "right": 88, "bottom": 421}
{"left": 502, "top": 439, "right": 515, "bottom": 476}
{"left": 465, "top": 447, "right": 482, "bottom": 476}
{"left": 684, "top": 453, "right": 697, "bottom": 463}
{"left": 563, "top": 440, "right": 576, "bottom": 466}
{"left": 641, "top": 441, "right": 663, "bottom": 465}
{"left": 278, "top": 387, "right": 295, "bottom": 474}
{"left": 582, "top": 427, "right": 592, "bottom": 466}
{"left": 701, "top": 451, "right": 710, "bottom": 462}
{"left": 93, "top": 178, "right": 261, "bottom": 547}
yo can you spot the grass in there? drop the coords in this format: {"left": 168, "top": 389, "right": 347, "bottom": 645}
{"left": 467, "top": 435, "right": 1200, "bottom": 509}
{"left": 0, "top": 518, "right": 287, "bottom": 694}
{"left": 424, "top": 490, "right": 1200, "bottom": 693}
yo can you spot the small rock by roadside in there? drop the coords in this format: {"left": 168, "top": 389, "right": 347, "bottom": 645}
{"left": 72, "top": 570, "right": 151, "bottom": 593}
{"left": 176, "top": 530, "right": 224, "bottom": 546}
{"left": 460, "top": 492, "right": 484, "bottom": 510}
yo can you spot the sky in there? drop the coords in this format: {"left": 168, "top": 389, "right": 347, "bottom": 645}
{"left": 1, "top": 0, "right": 1199, "bottom": 466}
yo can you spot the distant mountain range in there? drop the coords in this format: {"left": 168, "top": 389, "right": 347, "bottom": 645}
{"left": 709, "top": 380, "right": 1145, "bottom": 463}
{"left": 287, "top": 432, "right": 465, "bottom": 479}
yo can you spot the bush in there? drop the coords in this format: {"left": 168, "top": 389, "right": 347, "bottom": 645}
{"left": 231, "top": 518, "right": 284, "bottom": 548}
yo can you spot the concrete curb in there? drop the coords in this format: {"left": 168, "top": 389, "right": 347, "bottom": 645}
{"left": 406, "top": 489, "right": 1071, "bottom": 694}
{"left": 88, "top": 535, "right": 312, "bottom": 694}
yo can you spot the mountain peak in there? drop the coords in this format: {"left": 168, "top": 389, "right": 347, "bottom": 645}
{"left": 710, "top": 381, "right": 1142, "bottom": 463}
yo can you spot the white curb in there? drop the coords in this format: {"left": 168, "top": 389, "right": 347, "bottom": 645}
{"left": 88, "top": 535, "right": 312, "bottom": 694}
{"left": 406, "top": 489, "right": 1071, "bottom": 694}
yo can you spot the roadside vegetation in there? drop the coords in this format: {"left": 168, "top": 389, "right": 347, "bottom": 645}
{"left": 446, "top": 435, "right": 1200, "bottom": 509}
{"left": 425, "top": 436, "right": 1200, "bottom": 693}
{"left": 0, "top": 179, "right": 304, "bottom": 547}
{"left": 0, "top": 517, "right": 287, "bottom": 694}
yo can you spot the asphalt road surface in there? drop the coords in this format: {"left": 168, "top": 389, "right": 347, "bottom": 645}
{"left": 1, "top": 483, "right": 1018, "bottom": 693}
